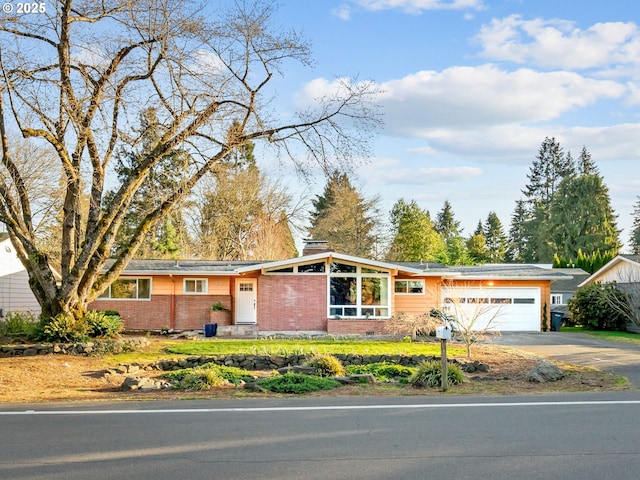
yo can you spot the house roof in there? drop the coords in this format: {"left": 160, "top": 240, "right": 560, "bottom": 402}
{"left": 579, "top": 255, "right": 640, "bottom": 287}
{"left": 111, "top": 254, "right": 572, "bottom": 281}
{"left": 107, "top": 258, "right": 261, "bottom": 275}
{"left": 548, "top": 268, "right": 590, "bottom": 292}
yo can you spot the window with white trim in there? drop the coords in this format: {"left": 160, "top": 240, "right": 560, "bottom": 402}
{"left": 184, "top": 278, "right": 207, "bottom": 294}
{"left": 551, "top": 294, "right": 562, "bottom": 305}
{"left": 329, "top": 262, "right": 390, "bottom": 318}
{"left": 98, "top": 278, "right": 151, "bottom": 300}
{"left": 395, "top": 280, "right": 425, "bottom": 294}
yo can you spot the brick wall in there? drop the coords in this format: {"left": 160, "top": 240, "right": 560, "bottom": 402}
{"left": 90, "top": 296, "right": 172, "bottom": 331}
{"left": 258, "top": 275, "right": 328, "bottom": 331}
{"left": 91, "top": 294, "right": 232, "bottom": 331}
{"left": 174, "top": 295, "right": 231, "bottom": 330}
{"left": 327, "top": 318, "right": 391, "bottom": 336}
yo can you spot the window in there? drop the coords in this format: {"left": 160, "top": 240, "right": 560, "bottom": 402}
{"left": 513, "top": 298, "right": 535, "bottom": 304}
{"left": 329, "top": 262, "right": 390, "bottom": 318}
{"left": 184, "top": 279, "right": 207, "bottom": 294}
{"left": 395, "top": 280, "right": 424, "bottom": 294}
{"left": 99, "top": 278, "right": 151, "bottom": 300}
{"left": 266, "top": 262, "right": 326, "bottom": 274}
{"left": 551, "top": 294, "right": 562, "bottom": 305}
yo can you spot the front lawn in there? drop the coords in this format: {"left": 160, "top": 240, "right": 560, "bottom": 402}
{"left": 164, "top": 338, "right": 468, "bottom": 357}
{"left": 561, "top": 326, "right": 640, "bottom": 345}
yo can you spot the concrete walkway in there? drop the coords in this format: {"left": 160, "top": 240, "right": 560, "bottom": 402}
{"left": 493, "top": 332, "right": 640, "bottom": 387}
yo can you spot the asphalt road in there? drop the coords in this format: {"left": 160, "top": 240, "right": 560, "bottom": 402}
{"left": 2, "top": 394, "right": 640, "bottom": 480}
{"left": 494, "top": 332, "right": 640, "bottom": 387}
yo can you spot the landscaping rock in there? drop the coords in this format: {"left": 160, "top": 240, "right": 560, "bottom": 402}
{"left": 528, "top": 361, "right": 564, "bottom": 383}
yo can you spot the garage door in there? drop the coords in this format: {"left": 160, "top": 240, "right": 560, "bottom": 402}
{"left": 441, "top": 287, "right": 541, "bottom": 332}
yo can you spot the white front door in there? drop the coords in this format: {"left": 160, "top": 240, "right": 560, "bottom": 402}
{"left": 235, "top": 279, "right": 257, "bottom": 324}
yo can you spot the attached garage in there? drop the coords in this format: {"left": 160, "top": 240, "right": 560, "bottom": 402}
{"left": 441, "top": 286, "right": 541, "bottom": 332}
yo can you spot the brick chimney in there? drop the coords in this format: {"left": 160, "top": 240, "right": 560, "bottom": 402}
{"left": 302, "top": 239, "right": 333, "bottom": 256}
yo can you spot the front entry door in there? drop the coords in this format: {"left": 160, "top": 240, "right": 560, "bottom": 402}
{"left": 235, "top": 279, "right": 257, "bottom": 324}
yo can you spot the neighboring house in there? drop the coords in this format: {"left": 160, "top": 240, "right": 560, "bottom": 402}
{"left": 0, "top": 237, "right": 41, "bottom": 317}
{"left": 89, "top": 249, "right": 572, "bottom": 335}
{"left": 579, "top": 255, "right": 640, "bottom": 331}
{"left": 548, "top": 267, "right": 591, "bottom": 319}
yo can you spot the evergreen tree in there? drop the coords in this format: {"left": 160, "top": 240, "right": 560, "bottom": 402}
{"left": 435, "top": 200, "right": 461, "bottom": 239}
{"left": 386, "top": 199, "right": 446, "bottom": 262}
{"left": 506, "top": 200, "right": 532, "bottom": 263}
{"left": 577, "top": 146, "right": 598, "bottom": 175}
{"left": 109, "top": 108, "right": 191, "bottom": 258}
{"left": 484, "top": 211, "right": 508, "bottom": 263}
{"left": 308, "top": 171, "right": 380, "bottom": 257}
{"left": 631, "top": 197, "right": 640, "bottom": 255}
{"left": 466, "top": 220, "right": 488, "bottom": 264}
{"left": 549, "top": 173, "right": 621, "bottom": 260}
{"left": 519, "top": 137, "right": 576, "bottom": 262}
{"left": 434, "top": 200, "right": 471, "bottom": 265}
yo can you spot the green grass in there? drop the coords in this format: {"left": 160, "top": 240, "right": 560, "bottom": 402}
{"left": 164, "top": 338, "right": 466, "bottom": 357}
{"left": 561, "top": 326, "right": 640, "bottom": 345}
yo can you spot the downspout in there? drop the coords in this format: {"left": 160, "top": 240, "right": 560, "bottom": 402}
{"left": 170, "top": 274, "right": 176, "bottom": 330}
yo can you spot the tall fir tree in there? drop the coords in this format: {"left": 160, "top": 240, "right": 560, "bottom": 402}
{"left": 108, "top": 108, "right": 191, "bottom": 258}
{"left": 386, "top": 199, "right": 446, "bottom": 262}
{"left": 631, "top": 196, "right": 640, "bottom": 255}
{"left": 577, "top": 146, "right": 598, "bottom": 175}
{"left": 435, "top": 200, "right": 471, "bottom": 265}
{"left": 484, "top": 211, "right": 508, "bottom": 263}
{"left": 549, "top": 173, "right": 620, "bottom": 259}
{"left": 308, "top": 171, "right": 380, "bottom": 257}
{"left": 519, "top": 137, "right": 576, "bottom": 262}
{"left": 506, "top": 200, "right": 532, "bottom": 262}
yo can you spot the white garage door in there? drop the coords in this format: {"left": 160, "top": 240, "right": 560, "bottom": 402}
{"left": 441, "top": 287, "right": 541, "bottom": 332}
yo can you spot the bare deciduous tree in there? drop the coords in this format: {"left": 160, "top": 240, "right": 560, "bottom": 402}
{"left": 441, "top": 283, "right": 503, "bottom": 358}
{"left": 0, "top": 0, "right": 380, "bottom": 319}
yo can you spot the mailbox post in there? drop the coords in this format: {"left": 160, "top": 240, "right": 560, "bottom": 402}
{"left": 435, "top": 324, "right": 451, "bottom": 392}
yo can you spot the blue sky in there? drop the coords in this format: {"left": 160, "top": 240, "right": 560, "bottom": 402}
{"left": 258, "top": 0, "right": 640, "bottom": 252}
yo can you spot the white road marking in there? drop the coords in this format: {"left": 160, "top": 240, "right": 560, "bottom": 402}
{"left": 1, "top": 400, "right": 640, "bottom": 415}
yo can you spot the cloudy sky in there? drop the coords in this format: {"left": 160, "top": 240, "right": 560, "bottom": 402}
{"left": 264, "top": 0, "right": 639, "bottom": 251}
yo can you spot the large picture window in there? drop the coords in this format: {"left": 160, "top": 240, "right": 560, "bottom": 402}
{"left": 329, "top": 262, "right": 390, "bottom": 318}
{"left": 99, "top": 278, "right": 151, "bottom": 300}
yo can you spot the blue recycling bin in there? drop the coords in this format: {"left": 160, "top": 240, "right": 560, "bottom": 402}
{"left": 203, "top": 323, "right": 218, "bottom": 337}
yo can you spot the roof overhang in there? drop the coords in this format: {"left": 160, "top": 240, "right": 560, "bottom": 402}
{"left": 235, "top": 251, "right": 425, "bottom": 276}
{"left": 578, "top": 255, "right": 640, "bottom": 287}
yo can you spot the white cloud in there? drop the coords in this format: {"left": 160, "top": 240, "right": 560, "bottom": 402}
{"left": 376, "top": 65, "right": 625, "bottom": 132}
{"left": 476, "top": 15, "right": 640, "bottom": 71}
{"left": 352, "top": 0, "right": 485, "bottom": 13}
{"left": 332, "top": 4, "right": 353, "bottom": 20}
{"left": 362, "top": 159, "right": 483, "bottom": 185}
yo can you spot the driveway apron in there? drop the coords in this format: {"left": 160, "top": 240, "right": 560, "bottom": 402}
{"left": 493, "top": 332, "right": 640, "bottom": 387}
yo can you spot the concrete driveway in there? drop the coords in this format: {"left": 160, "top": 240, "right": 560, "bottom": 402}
{"left": 493, "top": 332, "right": 640, "bottom": 387}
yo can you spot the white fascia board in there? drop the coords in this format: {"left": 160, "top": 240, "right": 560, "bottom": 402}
{"left": 235, "top": 251, "right": 425, "bottom": 275}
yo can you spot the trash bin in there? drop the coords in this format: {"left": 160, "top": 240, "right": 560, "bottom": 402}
{"left": 203, "top": 323, "right": 218, "bottom": 337}
{"left": 550, "top": 312, "right": 563, "bottom": 332}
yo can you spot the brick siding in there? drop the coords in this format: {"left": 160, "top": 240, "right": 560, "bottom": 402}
{"left": 258, "top": 275, "right": 328, "bottom": 331}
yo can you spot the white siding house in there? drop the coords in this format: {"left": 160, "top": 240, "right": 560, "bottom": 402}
{"left": 0, "top": 238, "right": 41, "bottom": 316}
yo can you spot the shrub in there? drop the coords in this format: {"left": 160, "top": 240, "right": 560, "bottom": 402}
{"left": 42, "top": 313, "right": 90, "bottom": 342}
{"left": 345, "top": 362, "right": 415, "bottom": 382}
{"left": 85, "top": 310, "right": 124, "bottom": 338}
{"left": 257, "top": 372, "right": 342, "bottom": 394}
{"left": 568, "top": 282, "right": 628, "bottom": 331}
{"left": 175, "top": 369, "right": 228, "bottom": 390}
{"left": 410, "top": 361, "right": 464, "bottom": 388}
{"left": 305, "top": 353, "right": 345, "bottom": 377}
{"left": 164, "top": 363, "right": 254, "bottom": 386}
{"left": 0, "top": 311, "right": 39, "bottom": 340}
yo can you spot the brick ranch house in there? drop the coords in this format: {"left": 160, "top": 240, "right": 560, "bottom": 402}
{"left": 89, "top": 250, "right": 571, "bottom": 335}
